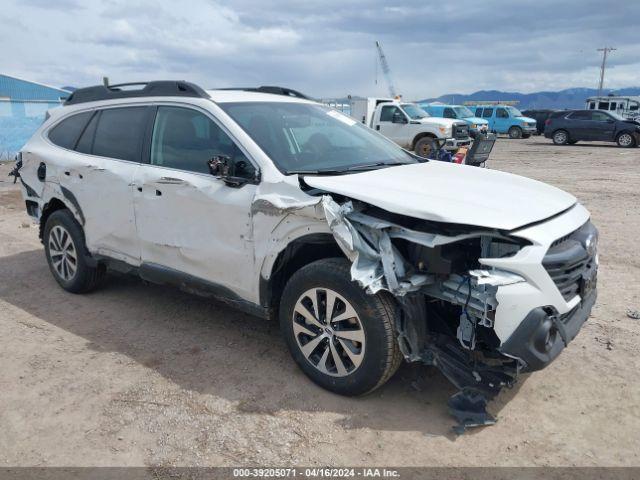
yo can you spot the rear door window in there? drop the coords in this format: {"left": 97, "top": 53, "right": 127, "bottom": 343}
{"left": 482, "top": 108, "right": 493, "bottom": 118}
{"left": 48, "top": 111, "right": 93, "bottom": 150}
{"left": 75, "top": 112, "right": 99, "bottom": 154}
{"left": 92, "top": 107, "right": 149, "bottom": 162}
{"left": 568, "top": 111, "right": 591, "bottom": 120}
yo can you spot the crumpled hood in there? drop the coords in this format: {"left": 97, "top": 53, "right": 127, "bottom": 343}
{"left": 304, "top": 162, "right": 576, "bottom": 231}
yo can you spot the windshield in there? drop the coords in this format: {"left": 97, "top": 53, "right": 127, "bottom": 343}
{"left": 453, "top": 106, "right": 474, "bottom": 118}
{"left": 506, "top": 106, "right": 523, "bottom": 117}
{"left": 401, "top": 103, "right": 429, "bottom": 119}
{"left": 219, "top": 102, "right": 417, "bottom": 174}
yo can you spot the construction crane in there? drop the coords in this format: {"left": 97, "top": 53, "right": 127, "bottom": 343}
{"left": 375, "top": 41, "right": 398, "bottom": 99}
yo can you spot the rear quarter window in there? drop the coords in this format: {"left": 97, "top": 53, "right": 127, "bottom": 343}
{"left": 48, "top": 111, "right": 93, "bottom": 150}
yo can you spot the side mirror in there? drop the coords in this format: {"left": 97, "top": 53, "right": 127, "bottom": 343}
{"left": 392, "top": 112, "right": 407, "bottom": 124}
{"left": 208, "top": 155, "right": 259, "bottom": 187}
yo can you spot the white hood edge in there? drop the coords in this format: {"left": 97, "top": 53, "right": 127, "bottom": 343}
{"left": 303, "top": 162, "right": 577, "bottom": 231}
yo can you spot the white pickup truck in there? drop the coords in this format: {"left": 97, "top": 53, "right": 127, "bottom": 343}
{"left": 349, "top": 98, "right": 471, "bottom": 157}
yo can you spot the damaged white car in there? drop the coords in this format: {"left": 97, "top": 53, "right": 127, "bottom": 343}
{"left": 12, "top": 81, "right": 598, "bottom": 431}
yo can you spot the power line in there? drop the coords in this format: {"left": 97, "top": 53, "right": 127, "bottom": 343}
{"left": 597, "top": 47, "right": 616, "bottom": 97}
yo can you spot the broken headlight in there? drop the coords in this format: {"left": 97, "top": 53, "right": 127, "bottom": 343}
{"left": 481, "top": 236, "right": 528, "bottom": 259}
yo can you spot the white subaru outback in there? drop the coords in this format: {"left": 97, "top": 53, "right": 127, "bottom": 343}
{"left": 13, "top": 81, "right": 598, "bottom": 430}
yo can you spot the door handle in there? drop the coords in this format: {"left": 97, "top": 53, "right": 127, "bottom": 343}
{"left": 375, "top": 125, "right": 380, "bottom": 131}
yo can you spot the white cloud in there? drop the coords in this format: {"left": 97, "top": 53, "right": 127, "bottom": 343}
{"left": 0, "top": 0, "right": 638, "bottom": 98}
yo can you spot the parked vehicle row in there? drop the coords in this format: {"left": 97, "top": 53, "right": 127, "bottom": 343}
{"left": 349, "top": 97, "right": 471, "bottom": 158}
{"left": 545, "top": 109, "right": 640, "bottom": 147}
{"left": 12, "top": 80, "right": 598, "bottom": 431}
{"left": 418, "top": 103, "right": 489, "bottom": 138}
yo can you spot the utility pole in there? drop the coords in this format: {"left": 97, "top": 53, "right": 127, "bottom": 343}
{"left": 597, "top": 47, "right": 616, "bottom": 97}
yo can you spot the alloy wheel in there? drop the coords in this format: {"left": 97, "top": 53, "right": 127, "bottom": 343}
{"left": 618, "top": 133, "right": 633, "bottom": 147}
{"left": 292, "top": 288, "right": 366, "bottom": 377}
{"left": 554, "top": 131, "right": 568, "bottom": 144}
{"left": 48, "top": 225, "right": 78, "bottom": 281}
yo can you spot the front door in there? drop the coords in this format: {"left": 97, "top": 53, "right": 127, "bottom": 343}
{"left": 376, "top": 105, "right": 409, "bottom": 147}
{"left": 495, "top": 107, "right": 510, "bottom": 133}
{"left": 132, "top": 105, "right": 259, "bottom": 300}
{"left": 589, "top": 111, "right": 616, "bottom": 141}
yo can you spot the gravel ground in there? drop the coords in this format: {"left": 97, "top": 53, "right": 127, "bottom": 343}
{"left": 0, "top": 137, "right": 639, "bottom": 467}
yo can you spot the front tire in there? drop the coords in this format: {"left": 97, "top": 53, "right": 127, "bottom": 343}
{"left": 616, "top": 132, "right": 636, "bottom": 148}
{"left": 280, "top": 258, "right": 402, "bottom": 396}
{"left": 44, "top": 209, "right": 105, "bottom": 293}
{"left": 552, "top": 129, "right": 569, "bottom": 145}
{"left": 414, "top": 136, "right": 437, "bottom": 158}
{"left": 508, "top": 126, "right": 523, "bottom": 139}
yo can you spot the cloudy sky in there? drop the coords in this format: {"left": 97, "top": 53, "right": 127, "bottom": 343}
{"left": 2, "top": 0, "right": 639, "bottom": 99}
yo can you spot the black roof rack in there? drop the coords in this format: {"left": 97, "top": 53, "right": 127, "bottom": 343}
{"left": 64, "top": 81, "right": 210, "bottom": 105}
{"left": 216, "top": 86, "right": 310, "bottom": 100}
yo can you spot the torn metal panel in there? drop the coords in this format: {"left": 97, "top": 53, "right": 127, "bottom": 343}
{"left": 322, "top": 196, "right": 480, "bottom": 296}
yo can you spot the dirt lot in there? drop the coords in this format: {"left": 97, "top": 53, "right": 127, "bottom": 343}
{"left": 0, "top": 137, "right": 639, "bottom": 467}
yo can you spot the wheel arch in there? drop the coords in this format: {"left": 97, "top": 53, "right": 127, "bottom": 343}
{"left": 411, "top": 132, "right": 437, "bottom": 150}
{"left": 260, "top": 232, "right": 346, "bottom": 319}
{"left": 39, "top": 197, "right": 69, "bottom": 241}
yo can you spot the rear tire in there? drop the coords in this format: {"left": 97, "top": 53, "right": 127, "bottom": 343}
{"left": 552, "top": 130, "right": 569, "bottom": 145}
{"left": 616, "top": 132, "right": 636, "bottom": 148}
{"left": 280, "top": 258, "right": 402, "bottom": 396}
{"left": 508, "top": 126, "right": 523, "bottom": 139}
{"left": 43, "top": 209, "right": 105, "bottom": 293}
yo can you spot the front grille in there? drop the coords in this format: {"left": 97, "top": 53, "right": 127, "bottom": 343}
{"left": 453, "top": 124, "right": 469, "bottom": 139}
{"left": 543, "top": 221, "right": 597, "bottom": 301}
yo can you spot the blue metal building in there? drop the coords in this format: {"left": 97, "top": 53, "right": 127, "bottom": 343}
{"left": 0, "top": 74, "right": 70, "bottom": 158}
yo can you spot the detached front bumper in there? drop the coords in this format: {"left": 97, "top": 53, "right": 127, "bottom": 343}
{"left": 499, "top": 288, "right": 596, "bottom": 371}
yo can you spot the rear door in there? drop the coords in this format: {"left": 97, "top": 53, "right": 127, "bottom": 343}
{"left": 56, "top": 105, "right": 151, "bottom": 264}
{"left": 132, "top": 104, "right": 259, "bottom": 300}
{"left": 565, "top": 111, "right": 591, "bottom": 140}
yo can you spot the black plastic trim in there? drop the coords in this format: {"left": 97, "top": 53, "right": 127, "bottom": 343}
{"left": 499, "top": 289, "right": 597, "bottom": 371}
{"left": 60, "top": 186, "right": 85, "bottom": 225}
{"left": 64, "top": 81, "right": 210, "bottom": 106}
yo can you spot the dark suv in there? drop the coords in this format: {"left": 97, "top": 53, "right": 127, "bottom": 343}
{"left": 522, "top": 109, "right": 557, "bottom": 135}
{"left": 545, "top": 109, "right": 640, "bottom": 147}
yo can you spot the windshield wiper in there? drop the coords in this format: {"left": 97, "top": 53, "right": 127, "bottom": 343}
{"left": 287, "top": 168, "right": 346, "bottom": 175}
{"left": 347, "top": 161, "right": 411, "bottom": 171}
{"left": 288, "top": 161, "right": 412, "bottom": 175}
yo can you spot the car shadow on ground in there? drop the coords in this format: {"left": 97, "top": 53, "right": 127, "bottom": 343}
{"left": 0, "top": 249, "right": 527, "bottom": 439}
{"left": 530, "top": 141, "right": 630, "bottom": 149}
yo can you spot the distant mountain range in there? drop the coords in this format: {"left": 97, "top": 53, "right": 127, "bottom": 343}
{"left": 417, "top": 87, "right": 640, "bottom": 110}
